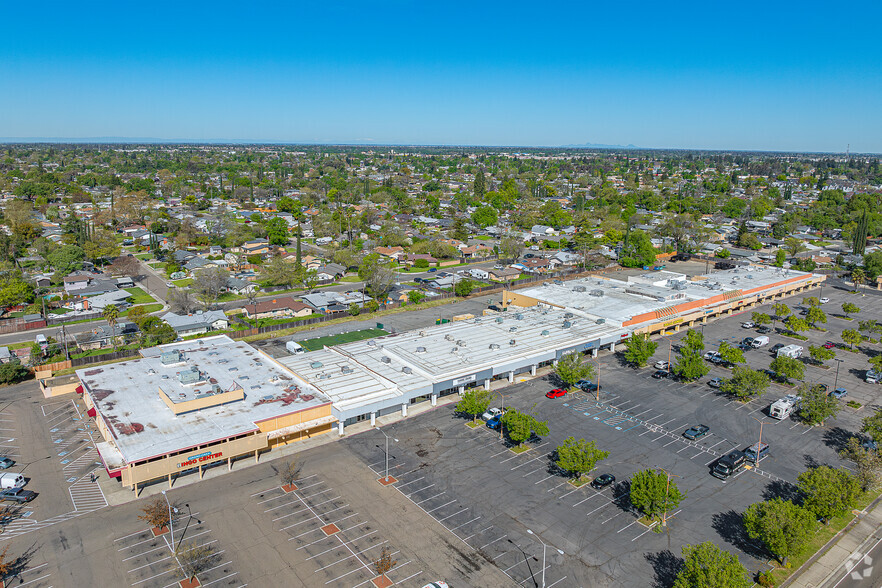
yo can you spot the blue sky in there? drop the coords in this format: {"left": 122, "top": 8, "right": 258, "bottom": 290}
{"left": 2, "top": 1, "right": 881, "bottom": 152}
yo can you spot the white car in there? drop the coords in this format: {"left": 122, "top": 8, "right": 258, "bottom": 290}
{"left": 421, "top": 583, "right": 450, "bottom": 588}
{"left": 494, "top": 264, "right": 504, "bottom": 270}
{"left": 482, "top": 407, "right": 503, "bottom": 421}
{"left": 741, "top": 321, "right": 755, "bottom": 328}
{"left": 653, "top": 360, "right": 670, "bottom": 370}
{"left": 819, "top": 297, "right": 830, "bottom": 304}
{"left": 703, "top": 351, "right": 721, "bottom": 361}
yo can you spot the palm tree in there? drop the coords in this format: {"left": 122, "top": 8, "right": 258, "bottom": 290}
{"left": 102, "top": 304, "right": 120, "bottom": 352}
{"left": 852, "top": 268, "right": 867, "bottom": 292}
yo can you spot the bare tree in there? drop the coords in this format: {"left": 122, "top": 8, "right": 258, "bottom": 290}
{"left": 499, "top": 235, "right": 524, "bottom": 262}
{"left": 373, "top": 546, "right": 397, "bottom": 577}
{"left": 278, "top": 459, "right": 302, "bottom": 487}
{"left": 191, "top": 267, "right": 229, "bottom": 309}
{"left": 108, "top": 255, "right": 141, "bottom": 277}
{"left": 138, "top": 497, "right": 171, "bottom": 529}
{"left": 173, "top": 542, "right": 220, "bottom": 582}
{"left": 167, "top": 288, "right": 200, "bottom": 314}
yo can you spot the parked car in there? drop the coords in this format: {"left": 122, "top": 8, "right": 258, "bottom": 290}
{"left": 579, "top": 381, "right": 601, "bottom": 392}
{"left": 703, "top": 351, "right": 721, "bottom": 361}
{"left": 683, "top": 424, "right": 710, "bottom": 440}
{"left": 428, "top": 268, "right": 437, "bottom": 273}
{"left": 486, "top": 414, "right": 502, "bottom": 430}
{"left": 421, "top": 583, "right": 450, "bottom": 588}
{"left": 830, "top": 388, "right": 848, "bottom": 399}
{"left": 652, "top": 369, "right": 671, "bottom": 379}
{"left": 820, "top": 297, "right": 830, "bottom": 304}
{"left": 823, "top": 341, "right": 836, "bottom": 349}
{"left": 863, "top": 438, "right": 878, "bottom": 452}
{"left": 742, "top": 337, "right": 755, "bottom": 346}
{"left": 756, "top": 326, "right": 772, "bottom": 334}
{"left": 546, "top": 388, "right": 567, "bottom": 399}
{"left": 653, "top": 360, "right": 670, "bottom": 370}
{"left": 482, "top": 407, "right": 503, "bottom": 421}
{"left": 487, "top": 304, "right": 502, "bottom": 312}
{"left": 493, "top": 265, "right": 503, "bottom": 270}
{"left": 0, "top": 488, "right": 36, "bottom": 503}
{"left": 591, "top": 473, "right": 616, "bottom": 489}
{"left": 708, "top": 377, "right": 723, "bottom": 388}
{"left": 0, "top": 458, "right": 14, "bottom": 470}
{"left": 770, "top": 343, "right": 785, "bottom": 355}
{"left": 741, "top": 321, "right": 755, "bottom": 329}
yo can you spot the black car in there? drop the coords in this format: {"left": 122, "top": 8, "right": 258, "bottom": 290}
{"left": 591, "top": 473, "right": 616, "bottom": 489}
{"left": 652, "top": 369, "right": 671, "bottom": 379}
{"left": 756, "top": 326, "right": 772, "bottom": 334}
{"left": 770, "top": 343, "right": 785, "bottom": 354}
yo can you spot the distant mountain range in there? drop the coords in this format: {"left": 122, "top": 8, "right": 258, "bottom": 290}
{"left": 561, "top": 141, "right": 639, "bottom": 149}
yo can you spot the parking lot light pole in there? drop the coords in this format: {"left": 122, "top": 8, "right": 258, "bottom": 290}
{"left": 833, "top": 358, "right": 844, "bottom": 391}
{"left": 160, "top": 490, "right": 179, "bottom": 548}
{"left": 494, "top": 390, "right": 506, "bottom": 440}
{"left": 376, "top": 428, "right": 398, "bottom": 483}
{"left": 589, "top": 358, "right": 601, "bottom": 402}
{"left": 659, "top": 469, "right": 680, "bottom": 527}
{"left": 526, "top": 529, "right": 564, "bottom": 588}
{"left": 750, "top": 415, "right": 767, "bottom": 465}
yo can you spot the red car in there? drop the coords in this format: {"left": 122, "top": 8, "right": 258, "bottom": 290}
{"left": 546, "top": 388, "right": 567, "bottom": 399}
{"left": 823, "top": 341, "right": 836, "bottom": 349}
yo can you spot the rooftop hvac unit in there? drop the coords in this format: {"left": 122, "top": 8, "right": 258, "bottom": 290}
{"left": 515, "top": 313, "right": 523, "bottom": 320}
{"left": 368, "top": 340, "right": 377, "bottom": 346}
{"left": 590, "top": 289, "right": 604, "bottom": 297}
{"left": 451, "top": 347, "right": 458, "bottom": 353}
{"left": 595, "top": 318, "right": 606, "bottom": 324}
{"left": 509, "top": 326, "right": 518, "bottom": 332}
{"left": 310, "top": 361, "right": 323, "bottom": 369}
{"left": 211, "top": 384, "right": 222, "bottom": 394}
{"left": 418, "top": 331, "right": 426, "bottom": 337}
{"left": 341, "top": 366, "right": 353, "bottom": 374}
{"left": 496, "top": 317, "right": 504, "bottom": 323}
{"left": 563, "top": 321, "right": 572, "bottom": 329}
{"left": 541, "top": 330, "right": 550, "bottom": 336}
{"left": 572, "top": 286, "right": 587, "bottom": 292}
{"left": 474, "top": 318, "right": 481, "bottom": 323}
{"left": 161, "top": 350, "right": 183, "bottom": 365}
{"left": 456, "top": 340, "right": 467, "bottom": 346}
{"left": 489, "top": 343, "right": 500, "bottom": 350}
{"left": 381, "top": 356, "right": 391, "bottom": 364}
{"left": 509, "top": 339, "right": 517, "bottom": 346}
{"left": 445, "top": 334, "right": 455, "bottom": 341}
{"left": 543, "top": 282, "right": 550, "bottom": 287}
{"left": 564, "top": 312, "right": 574, "bottom": 319}
{"left": 318, "top": 373, "right": 331, "bottom": 380}
{"left": 415, "top": 346, "right": 427, "bottom": 353}
{"left": 402, "top": 367, "right": 412, "bottom": 374}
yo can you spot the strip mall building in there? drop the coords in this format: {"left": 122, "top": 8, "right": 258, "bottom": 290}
{"left": 77, "top": 265, "right": 823, "bottom": 491}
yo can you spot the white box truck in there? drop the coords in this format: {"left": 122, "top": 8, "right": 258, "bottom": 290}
{"left": 776, "top": 344, "right": 803, "bottom": 359}
{"left": 0, "top": 473, "right": 25, "bottom": 489}
{"left": 286, "top": 341, "right": 304, "bottom": 355}
{"left": 751, "top": 335, "right": 769, "bottom": 348}
{"left": 769, "top": 394, "right": 801, "bottom": 420}
{"left": 469, "top": 268, "right": 489, "bottom": 280}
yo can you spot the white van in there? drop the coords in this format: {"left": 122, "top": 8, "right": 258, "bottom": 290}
{"left": 751, "top": 336, "right": 770, "bottom": 348}
{"left": 0, "top": 473, "right": 25, "bottom": 489}
{"left": 286, "top": 341, "right": 305, "bottom": 355}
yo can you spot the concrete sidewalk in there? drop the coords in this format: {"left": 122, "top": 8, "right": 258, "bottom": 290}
{"left": 786, "top": 497, "right": 882, "bottom": 588}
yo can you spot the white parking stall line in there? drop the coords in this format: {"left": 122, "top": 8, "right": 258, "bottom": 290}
{"left": 449, "top": 516, "right": 481, "bottom": 532}
{"left": 116, "top": 529, "right": 151, "bottom": 543}
{"left": 271, "top": 506, "right": 306, "bottom": 522}
{"left": 395, "top": 476, "right": 425, "bottom": 489}
{"left": 546, "top": 481, "right": 569, "bottom": 493}
{"left": 663, "top": 439, "right": 679, "bottom": 448}
{"left": 690, "top": 450, "right": 706, "bottom": 459}
{"left": 198, "top": 569, "right": 239, "bottom": 587}
{"left": 425, "top": 500, "right": 457, "bottom": 514}
{"left": 631, "top": 522, "right": 659, "bottom": 541}
{"left": 280, "top": 511, "right": 357, "bottom": 532}
{"left": 313, "top": 541, "right": 388, "bottom": 569}
{"left": 616, "top": 520, "right": 638, "bottom": 533}
{"left": 415, "top": 491, "right": 446, "bottom": 504}
{"left": 437, "top": 509, "right": 469, "bottom": 523}
{"left": 478, "top": 534, "right": 507, "bottom": 551}
{"left": 393, "top": 570, "right": 425, "bottom": 586}
{"left": 406, "top": 484, "right": 436, "bottom": 496}
{"left": 17, "top": 573, "right": 51, "bottom": 587}
{"left": 257, "top": 493, "right": 289, "bottom": 505}
{"left": 545, "top": 575, "right": 569, "bottom": 588}
{"left": 585, "top": 502, "right": 610, "bottom": 516}
{"left": 534, "top": 474, "right": 556, "bottom": 485}
{"left": 462, "top": 525, "right": 494, "bottom": 542}
{"left": 520, "top": 466, "right": 545, "bottom": 478}
{"left": 573, "top": 493, "right": 601, "bottom": 507}
{"left": 294, "top": 520, "right": 367, "bottom": 545}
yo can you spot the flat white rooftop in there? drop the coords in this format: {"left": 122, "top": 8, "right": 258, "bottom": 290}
{"left": 78, "top": 336, "right": 331, "bottom": 464}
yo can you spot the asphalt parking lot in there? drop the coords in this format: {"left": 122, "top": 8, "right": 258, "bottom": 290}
{"left": 339, "top": 282, "right": 882, "bottom": 586}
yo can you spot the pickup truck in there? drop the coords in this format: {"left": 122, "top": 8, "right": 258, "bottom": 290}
{"left": 0, "top": 488, "right": 36, "bottom": 503}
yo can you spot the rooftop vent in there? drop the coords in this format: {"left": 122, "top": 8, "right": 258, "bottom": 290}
{"left": 509, "top": 339, "right": 517, "bottom": 346}
{"left": 402, "top": 367, "right": 412, "bottom": 374}
{"left": 415, "top": 346, "right": 427, "bottom": 354}
{"left": 590, "top": 289, "right": 604, "bottom": 297}
{"left": 419, "top": 331, "right": 426, "bottom": 337}
{"left": 318, "top": 373, "right": 332, "bottom": 380}
{"left": 515, "top": 313, "right": 523, "bottom": 320}
{"left": 489, "top": 343, "right": 501, "bottom": 350}
{"left": 445, "top": 334, "right": 455, "bottom": 341}
{"left": 456, "top": 340, "right": 467, "bottom": 346}
{"left": 341, "top": 366, "right": 353, "bottom": 374}
{"left": 573, "top": 286, "right": 587, "bottom": 293}
{"left": 509, "top": 326, "right": 518, "bottom": 332}
{"left": 310, "top": 361, "right": 324, "bottom": 369}
{"left": 595, "top": 318, "right": 606, "bottom": 324}
{"left": 381, "top": 356, "right": 391, "bottom": 364}
{"left": 541, "top": 330, "right": 550, "bottom": 336}
{"left": 495, "top": 317, "right": 504, "bottom": 323}
{"left": 563, "top": 321, "right": 572, "bottom": 329}
{"left": 451, "top": 347, "right": 458, "bottom": 353}
{"left": 367, "top": 340, "right": 377, "bottom": 346}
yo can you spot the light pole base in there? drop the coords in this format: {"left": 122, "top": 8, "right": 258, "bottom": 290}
{"left": 377, "top": 476, "right": 398, "bottom": 486}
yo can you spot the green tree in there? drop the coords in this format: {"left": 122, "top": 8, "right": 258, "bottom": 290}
{"left": 797, "top": 466, "right": 862, "bottom": 523}
{"left": 0, "top": 277, "right": 35, "bottom": 308}
{"left": 406, "top": 290, "right": 426, "bottom": 305}
{"left": 555, "top": 437, "right": 609, "bottom": 479}
{"left": 630, "top": 469, "right": 685, "bottom": 521}
{"left": 46, "top": 244, "right": 85, "bottom": 274}
{"left": 672, "top": 542, "right": 751, "bottom": 588}
{"left": 682, "top": 329, "right": 705, "bottom": 352}
{"left": 717, "top": 341, "right": 744, "bottom": 365}
{"left": 454, "top": 279, "right": 475, "bottom": 297}
{"left": 501, "top": 409, "right": 550, "bottom": 446}
{"left": 774, "top": 249, "right": 786, "bottom": 267}
{"left": 772, "top": 303, "right": 791, "bottom": 321}
{"left": 620, "top": 230, "right": 658, "bottom": 268}
{"left": 861, "top": 409, "right": 882, "bottom": 444}
{"left": 263, "top": 256, "right": 298, "bottom": 288}
{"left": 264, "top": 217, "right": 290, "bottom": 245}
{"left": 473, "top": 168, "right": 485, "bottom": 198}
{"left": 715, "top": 248, "right": 731, "bottom": 259}
{"left": 623, "top": 332, "right": 658, "bottom": 367}
{"left": 797, "top": 382, "right": 840, "bottom": 426}
{"left": 806, "top": 306, "right": 827, "bottom": 329}
{"left": 455, "top": 388, "right": 493, "bottom": 424}
{"left": 870, "top": 355, "right": 882, "bottom": 374}
{"left": 297, "top": 267, "right": 319, "bottom": 293}
{"left": 784, "top": 315, "right": 809, "bottom": 336}
{"left": 852, "top": 268, "right": 867, "bottom": 290}
{"left": 842, "top": 302, "right": 860, "bottom": 318}
{"left": 840, "top": 437, "right": 882, "bottom": 492}
{"left": 808, "top": 345, "right": 835, "bottom": 365}
{"left": 348, "top": 303, "right": 360, "bottom": 316}
{"left": 721, "top": 366, "right": 770, "bottom": 400}
{"left": 0, "top": 363, "right": 29, "bottom": 385}
{"left": 802, "top": 296, "right": 820, "bottom": 307}
{"left": 554, "top": 351, "right": 595, "bottom": 388}
{"left": 674, "top": 347, "right": 709, "bottom": 381}
{"left": 784, "top": 237, "right": 806, "bottom": 260}
{"left": 841, "top": 328, "right": 862, "bottom": 350}
{"left": 751, "top": 312, "right": 771, "bottom": 327}
{"left": 102, "top": 304, "right": 120, "bottom": 351}
{"left": 770, "top": 355, "right": 804, "bottom": 383}
{"left": 470, "top": 205, "right": 498, "bottom": 228}
{"left": 743, "top": 498, "right": 816, "bottom": 564}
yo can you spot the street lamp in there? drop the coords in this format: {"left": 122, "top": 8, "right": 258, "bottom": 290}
{"left": 658, "top": 469, "right": 681, "bottom": 527}
{"left": 750, "top": 415, "right": 767, "bottom": 465}
{"left": 176, "top": 503, "right": 201, "bottom": 551}
{"left": 376, "top": 428, "right": 398, "bottom": 483}
{"left": 160, "top": 490, "right": 179, "bottom": 548}
{"left": 526, "top": 529, "right": 564, "bottom": 588}
{"left": 494, "top": 390, "right": 506, "bottom": 441}
{"left": 833, "top": 358, "right": 844, "bottom": 391}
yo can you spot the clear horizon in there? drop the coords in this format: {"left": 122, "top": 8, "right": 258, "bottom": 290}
{"left": 2, "top": 1, "right": 881, "bottom": 153}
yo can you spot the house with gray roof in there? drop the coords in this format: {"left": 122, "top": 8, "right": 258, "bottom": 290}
{"left": 161, "top": 310, "right": 229, "bottom": 337}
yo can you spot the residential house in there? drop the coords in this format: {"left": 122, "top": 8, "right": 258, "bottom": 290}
{"left": 488, "top": 267, "right": 522, "bottom": 282}
{"left": 63, "top": 274, "right": 91, "bottom": 293}
{"left": 301, "top": 291, "right": 373, "bottom": 314}
{"left": 242, "top": 297, "right": 313, "bottom": 320}
{"left": 162, "top": 310, "right": 229, "bottom": 337}
{"left": 76, "top": 322, "right": 139, "bottom": 351}
{"left": 553, "top": 251, "right": 582, "bottom": 266}
{"left": 403, "top": 253, "right": 438, "bottom": 266}
{"left": 116, "top": 277, "right": 135, "bottom": 289}
{"left": 519, "top": 258, "right": 552, "bottom": 274}
{"left": 373, "top": 246, "right": 405, "bottom": 260}
{"left": 531, "top": 225, "right": 554, "bottom": 237}
{"left": 315, "top": 263, "right": 345, "bottom": 281}
{"left": 225, "top": 277, "right": 257, "bottom": 295}
{"left": 241, "top": 239, "right": 270, "bottom": 256}
{"left": 460, "top": 244, "right": 494, "bottom": 259}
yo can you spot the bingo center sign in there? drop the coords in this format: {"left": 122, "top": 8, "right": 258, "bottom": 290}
{"left": 177, "top": 450, "right": 223, "bottom": 469}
